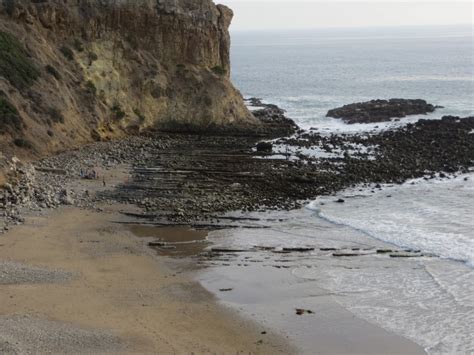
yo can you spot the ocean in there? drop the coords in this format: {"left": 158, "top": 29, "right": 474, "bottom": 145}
{"left": 198, "top": 25, "right": 474, "bottom": 354}
{"left": 230, "top": 25, "right": 474, "bottom": 267}
{"left": 231, "top": 25, "right": 473, "bottom": 132}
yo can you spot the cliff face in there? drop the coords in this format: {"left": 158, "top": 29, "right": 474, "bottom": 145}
{"left": 0, "top": 0, "right": 255, "bottom": 161}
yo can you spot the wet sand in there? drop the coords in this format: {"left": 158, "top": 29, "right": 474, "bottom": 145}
{"left": 128, "top": 224, "right": 210, "bottom": 257}
{"left": 194, "top": 209, "right": 429, "bottom": 355}
{"left": 198, "top": 264, "right": 426, "bottom": 355}
{"left": 125, "top": 212, "right": 428, "bottom": 354}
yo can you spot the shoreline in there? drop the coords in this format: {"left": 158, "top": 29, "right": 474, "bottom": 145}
{"left": 0, "top": 107, "right": 472, "bottom": 353}
{"left": 195, "top": 205, "right": 472, "bottom": 354}
{"left": 0, "top": 174, "right": 294, "bottom": 353}
{"left": 0, "top": 167, "right": 429, "bottom": 354}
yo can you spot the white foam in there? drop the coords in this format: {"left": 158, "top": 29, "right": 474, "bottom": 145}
{"left": 246, "top": 95, "right": 473, "bottom": 133}
{"left": 203, "top": 191, "right": 474, "bottom": 354}
{"left": 292, "top": 257, "right": 474, "bottom": 354}
{"left": 307, "top": 174, "right": 474, "bottom": 266}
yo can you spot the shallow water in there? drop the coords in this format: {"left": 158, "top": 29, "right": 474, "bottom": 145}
{"left": 128, "top": 225, "right": 209, "bottom": 257}
{"left": 309, "top": 174, "right": 474, "bottom": 267}
{"left": 198, "top": 203, "right": 474, "bottom": 354}
{"left": 197, "top": 24, "right": 474, "bottom": 353}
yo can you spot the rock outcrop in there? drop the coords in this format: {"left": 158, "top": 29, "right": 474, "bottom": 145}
{"left": 327, "top": 99, "right": 440, "bottom": 124}
{"left": 0, "top": 0, "right": 255, "bottom": 165}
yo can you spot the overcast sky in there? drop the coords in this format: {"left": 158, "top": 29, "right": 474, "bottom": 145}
{"left": 217, "top": 1, "right": 473, "bottom": 31}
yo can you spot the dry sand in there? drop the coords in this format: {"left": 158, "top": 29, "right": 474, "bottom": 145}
{"left": 0, "top": 171, "right": 293, "bottom": 354}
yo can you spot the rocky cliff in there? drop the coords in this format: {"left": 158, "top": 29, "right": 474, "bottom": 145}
{"left": 0, "top": 0, "right": 255, "bottom": 164}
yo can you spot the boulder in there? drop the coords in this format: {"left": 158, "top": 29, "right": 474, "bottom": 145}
{"left": 256, "top": 142, "right": 273, "bottom": 153}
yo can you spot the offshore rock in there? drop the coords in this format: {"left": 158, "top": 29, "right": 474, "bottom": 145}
{"left": 327, "top": 99, "right": 441, "bottom": 124}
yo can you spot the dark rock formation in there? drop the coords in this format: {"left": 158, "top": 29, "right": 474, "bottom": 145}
{"left": 256, "top": 142, "right": 273, "bottom": 153}
{"left": 327, "top": 99, "right": 441, "bottom": 124}
{"left": 246, "top": 98, "right": 298, "bottom": 137}
{"left": 1, "top": 114, "right": 472, "bottom": 228}
{"left": 82, "top": 115, "right": 471, "bottom": 222}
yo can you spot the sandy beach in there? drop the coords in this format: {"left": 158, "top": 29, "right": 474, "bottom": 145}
{"left": 0, "top": 116, "right": 471, "bottom": 353}
{"left": 0, "top": 1, "right": 472, "bottom": 353}
{"left": 0, "top": 168, "right": 294, "bottom": 354}
{"left": 0, "top": 166, "right": 430, "bottom": 354}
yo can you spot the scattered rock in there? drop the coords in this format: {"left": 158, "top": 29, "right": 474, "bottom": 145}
{"left": 148, "top": 241, "right": 166, "bottom": 247}
{"left": 376, "top": 249, "right": 394, "bottom": 254}
{"left": 256, "top": 142, "right": 273, "bottom": 153}
{"left": 282, "top": 247, "right": 315, "bottom": 252}
{"left": 211, "top": 248, "right": 252, "bottom": 253}
{"left": 390, "top": 253, "right": 421, "bottom": 258}
{"left": 0, "top": 105, "right": 472, "bottom": 236}
{"left": 295, "top": 309, "right": 313, "bottom": 316}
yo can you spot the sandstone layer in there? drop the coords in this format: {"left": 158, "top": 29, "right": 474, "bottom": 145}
{"left": 0, "top": 0, "right": 255, "bottom": 166}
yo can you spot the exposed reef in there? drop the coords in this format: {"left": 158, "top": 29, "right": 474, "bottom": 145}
{"left": 327, "top": 99, "right": 441, "bottom": 124}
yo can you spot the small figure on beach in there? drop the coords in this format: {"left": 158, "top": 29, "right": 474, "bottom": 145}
{"left": 81, "top": 168, "right": 100, "bottom": 180}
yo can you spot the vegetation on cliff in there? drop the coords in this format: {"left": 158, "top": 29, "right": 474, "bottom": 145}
{"left": 0, "top": 0, "right": 254, "bottom": 161}
{"left": 0, "top": 30, "right": 40, "bottom": 90}
{"left": 0, "top": 97, "right": 22, "bottom": 134}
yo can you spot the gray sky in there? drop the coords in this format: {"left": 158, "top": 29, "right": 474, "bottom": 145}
{"left": 217, "top": 1, "right": 473, "bottom": 31}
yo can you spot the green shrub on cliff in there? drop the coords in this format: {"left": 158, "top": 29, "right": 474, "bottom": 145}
{"left": 60, "top": 46, "right": 75, "bottom": 61}
{"left": 73, "top": 39, "right": 84, "bottom": 52}
{"left": 13, "top": 138, "right": 32, "bottom": 149}
{"left": 212, "top": 66, "right": 227, "bottom": 76}
{"left": 133, "top": 108, "right": 145, "bottom": 123}
{"left": 0, "top": 97, "right": 22, "bottom": 134}
{"left": 4, "top": 0, "right": 14, "bottom": 16}
{"left": 45, "top": 65, "right": 61, "bottom": 80}
{"left": 47, "top": 107, "right": 65, "bottom": 124}
{"left": 0, "top": 31, "right": 40, "bottom": 90}
{"left": 85, "top": 80, "right": 97, "bottom": 96}
{"left": 111, "top": 102, "right": 126, "bottom": 120}
{"left": 88, "top": 52, "right": 98, "bottom": 65}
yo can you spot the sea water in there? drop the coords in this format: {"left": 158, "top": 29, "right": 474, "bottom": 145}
{"left": 309, "top": 175, "right": 474, "bottom": 267}
{"left": 230, "top": 24, "right": 474, "bottom": 268}
{"left": 231, "top": 25, "right": 473, "bottom": 132}
{"left": 201, "top": 206, "right": 474, "bottom": 354}
{"left": 203, "top": 25, "right": 474, "bottom": 353}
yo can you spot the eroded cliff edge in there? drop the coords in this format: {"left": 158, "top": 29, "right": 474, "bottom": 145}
{"left": 0, "top": 0, "right": 255, "bottom": 166}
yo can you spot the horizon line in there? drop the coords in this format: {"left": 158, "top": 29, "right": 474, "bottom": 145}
{"left": 230, "top": 23, "right": 473, "bottom": 32}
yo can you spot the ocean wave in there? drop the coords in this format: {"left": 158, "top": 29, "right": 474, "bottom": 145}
{"left": 307, "top": 175, "right": 474, "bottom": 266}
{"left": 368, "top": 75, "right": 474, "bottom": 83}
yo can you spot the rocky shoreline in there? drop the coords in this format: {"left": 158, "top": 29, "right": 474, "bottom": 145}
{"left": 0, "top": 103, "right": 473, "bottom": 231}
